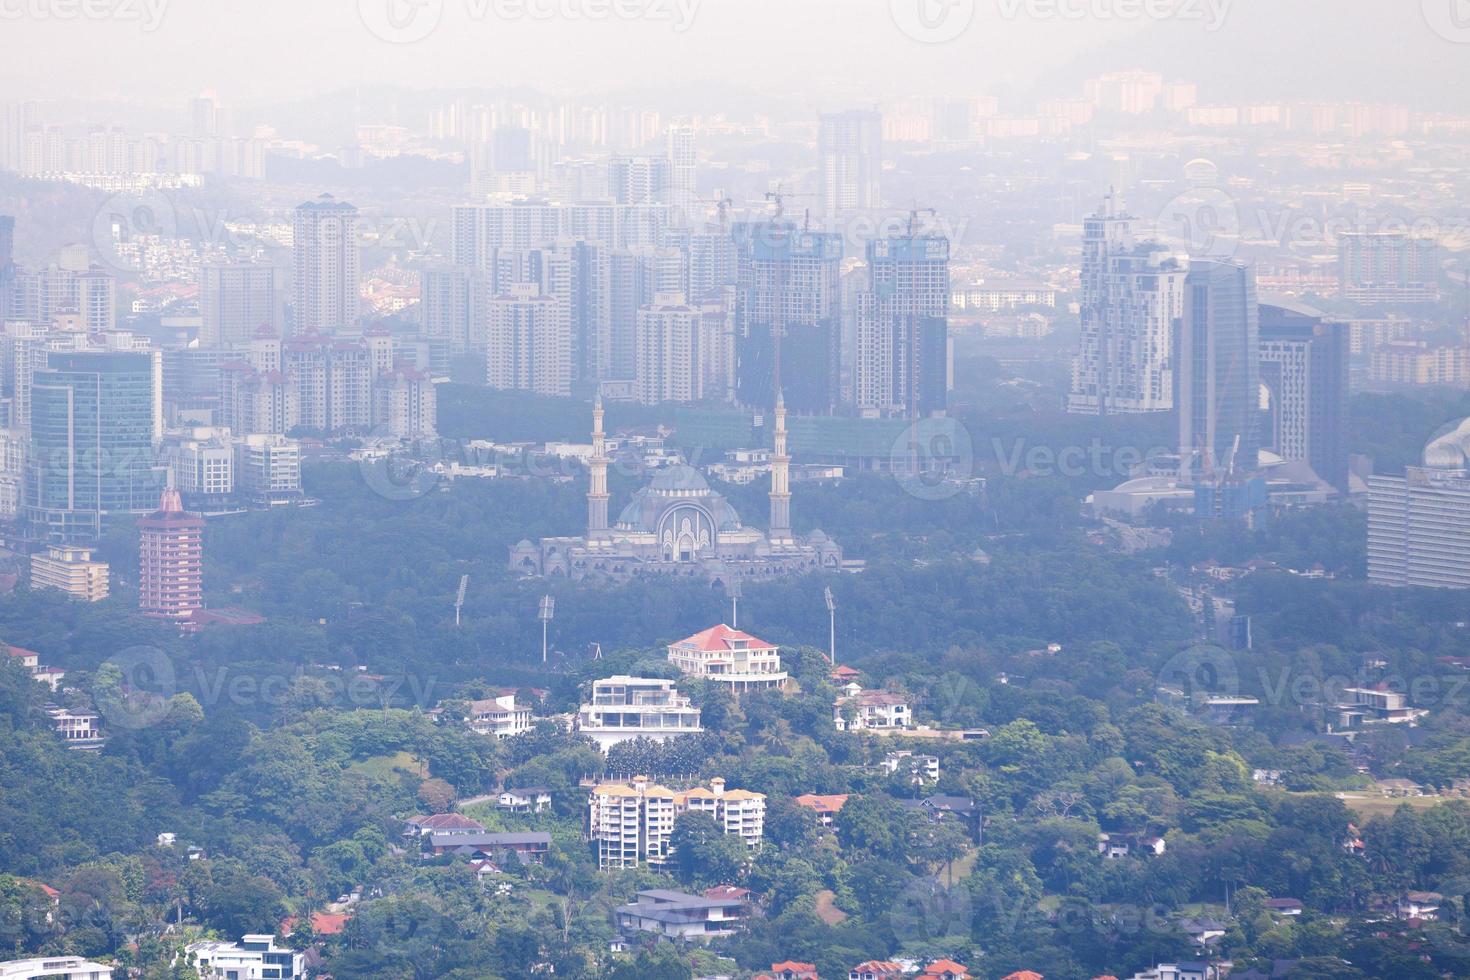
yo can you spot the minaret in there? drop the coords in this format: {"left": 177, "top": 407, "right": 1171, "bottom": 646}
{"left": 588, "top": 392, "right": 610, "bottom": 540}
{"left": 769, "top": 390, "right": 792, "bottom": 542}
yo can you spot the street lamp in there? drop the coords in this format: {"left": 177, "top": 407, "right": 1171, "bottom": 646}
{"left": 824, "top": 586, "right": 836, "bottom": 665}
{"left": 729, "top": 577, "right": 742, "bottom": 628}
{"left": 538, "top": 594, "right": 555, "bottom": 664}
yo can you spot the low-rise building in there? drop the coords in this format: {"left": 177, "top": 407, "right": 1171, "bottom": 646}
{"left": 794, "top": 793, "right": 849, "bottom": 827}
{"left": 882, "top": 750, "right": 939, "bottom": 783}
{"left": 402, "top": 813, "right": 485, "bottom": 838}
{"left": 46, "top": 705, "right": 102, "bottom": 746}
{"left": 0, "top": 957, "right": 112, "bottom": 979}
{"left": 834, "top": 684, "right": 912, "bottom": 731}
{"left": 497, "top": 786, "right": 552, "bottom": 813}
{"left": 575, "top": 676, "right": 703, "bottom": 752}
{"left": 849, "top": 962, "right": 905, "bottom": 980}
{"left": 186, "top": 934, "right": 304, "bottom": 980}
{"left": 589, "top": 776, "right": 765, "bottom": 870}
{"left": 666, "top": 624, "right": 788, "bottom": 693}
{"left": 426, "top": 831, "right": 551, "bottom": 863}
{"left": 29, "top": 546, "right": 110, "bottom": 601}
{"left": 466, "top": 693, "right": 534, "bottom": 739}
{"left": 614, "top": 888, "right": 748, "bottom": 939}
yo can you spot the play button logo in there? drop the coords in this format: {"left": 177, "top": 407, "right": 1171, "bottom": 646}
{"left": 360, "top": 0, "right": 444, "bottom": 44}
{"left": 890, "top": 0, "right": 976, "bottom": 43}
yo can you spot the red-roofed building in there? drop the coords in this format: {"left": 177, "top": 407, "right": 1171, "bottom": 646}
{"left": 849, "top": 962, "right": 904, "bottom": 980}
{"left": 138, "top": 487, "right": 204, "bottom": 622}
{"left": 794, "top": 793, "right": 849, "bottom": 827}
{"left": 667, "top": 624, "right": 788, "bottom": 692}
{"left": 923, "top": 961, "right": 972, "bottom": 980}
{"left": 402, "top": 813, "right": 485, "bottom": 837}
{"left": 758, "top": 963, "right": 817, "bottom": 980}
{"left": 830, "top": 664, "right": 861, "bottom": 683}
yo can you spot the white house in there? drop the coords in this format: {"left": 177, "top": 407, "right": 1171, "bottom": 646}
{"left": 466, "top": 693, "right": 533, "bottom": 739}
{"left": 497, "top": 786, "right": 552, "bottom": 814}
{"left": 666, "top": 624, "right": 788, "bottom": 693}
{"left": 575, "top": 676, "right": 703, "bottom": 752}
{"left": 834, "top": 684, "right": 912, "bottom": 732}
{"left": 0, "top": 957, "right": 113, "bottom": 980}
{"left": 186, "top": 935, "right": 304, "bottom": 980}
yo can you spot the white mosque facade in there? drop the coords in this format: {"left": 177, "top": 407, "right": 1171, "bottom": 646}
{"left": 509, "top": 396, "right": 843, "bottom": 581}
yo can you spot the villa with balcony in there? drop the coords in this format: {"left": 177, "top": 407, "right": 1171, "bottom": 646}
{"left": 666, "top": 624, "right": 788, "bottom": 693}
{"left": 575, "top": 676, "right": 704, "bottom": 752}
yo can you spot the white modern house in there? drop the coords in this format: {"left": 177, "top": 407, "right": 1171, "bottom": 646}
{"left": 465, "top": 693, "right": 534, "bottom": 738}
{"left": 833, "top": 683, "right": 913, "bottom": 732}
{"left": 0, "top": 957, "right": 113, "bottom": 980}
{"left": 186, "top": 934, "right": 305, "bottom": 980}
{"left": 575, "top": 676, "right": 703, "bottom": 752}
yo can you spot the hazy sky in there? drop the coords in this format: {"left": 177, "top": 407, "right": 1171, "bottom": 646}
{"left": 1, "top": 0, "right": 1465, "bottom": 113}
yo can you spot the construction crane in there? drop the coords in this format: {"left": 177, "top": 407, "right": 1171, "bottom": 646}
{"left": 454, "top": 574, "right": 469, "bottom": 627}
{"left": 764, "top": 183, "right": 817, "bottom": 230}
{"left": 695, "top": 194, "right": 735, "bottom": 230}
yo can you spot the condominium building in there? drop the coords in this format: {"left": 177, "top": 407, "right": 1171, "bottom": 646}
{"left": 292, "top": 195, "right": 360, "bottom": 334}
{"left": 486, "top": 283, "right": 571, "bottom": 396}
{"left": 1367, "top": 341, "right": 1470, "bottom": 387}
{"left": 1069, "top": 194, "right": 1185, "bottom": 416}
{"left": 30, "top": 545, "right": 110, "bottom": 601}
{"left": 138, "top": 486, "right": 204, "bottom": 620}
{"left": 854, "top": 233, "right": 951, "bottom": 417}
{"left": 635, "top": 292, "right": 702, "bottom": 405}
{"left": 1338, "top": 232, "right": 1438, "bottom": 305}
{"left": 283, "top": 334, "right": 373, "bottom": 432}
{"left": 588, "top": 776, "right": 764, "bottom": 870}
{"left": 372, "top": 364, "right": 437, "bottom": 438}
{"left": 666, "top": 624, "right": 788, "bottom": 693}
{"left": 733, "top": 220, "right": 844, "bottom": 414}
{"left": 574, "top": 675, "right": 703, "bottom": 752}
{"left": 200, "top": 262, "right": 285, "bottom": 347}
{"left": 1367, "top": 420, "right": 1470, "bottom": 589}
{"left": 818, "top": 109, "right": 882, "bottom": 218}
{"left": 163, "top": 428, "right": 234, "bottom": 509}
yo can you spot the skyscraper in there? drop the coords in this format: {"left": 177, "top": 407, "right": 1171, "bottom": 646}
{"left": 486, "top": 283, "right": 571, "bottom": 396}
{"left": 1069, "top": 194, "right": 1186, "bottom": 416}
{"left": 1177, "top": 259, "right": 1260, "bottom": 477}
{"left": 26, "top": 350, "right": 164, "bottom": 543}
{"left": 608, "top": 155, "right": 672, "bottom": 206}
{"left": 201, "top": 262, "right": 285, "bottom": 347}
{"left": 854, "top": 232, "right": 951, "bottom": 417}
{"left": 818, "top": 110, "right": 882, "bottom": 220}
{"left": 291, "top": 195, "right": 360, "bottom": 335}
{"left": 138, "top": 484, "right": 204, "bottom": 621}
{"left": 733, "top": 220, "right": 844, "bottom": 415}
{"left": 1259, "top": 303, "right": 1350, "bottom": 492}
{"left": 666, "top": 125, "right": 697, "bottom": 213}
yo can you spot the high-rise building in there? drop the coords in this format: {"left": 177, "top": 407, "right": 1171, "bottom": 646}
{"left": 420, "top": 265, "right": 480, "bottom": 355}
{"left": 608, "top": 248, "right": 684, "bottom": 382}
{"left": 138, "top": 485, "right": 204, "bottom": 621}
{"left": 854, "top": 233, "right": 950, "bottom": 417}
{"left": 26, "top": 350, "right": 164, "bottom": 543}
{"left": 1069, "top": 194, "right": 1185, "bottom": 416}
{"left": 201, "top": 263, "right": 285, "bottom": 347}
{"left": 1338, "top": 232, "right": 1439, "bottom": 305}
{"left": 1177, "top": 260, "right": 1260, "bottom": 477}
{"left": 485, "top": 283, "right": 571, "bottom": 396}
{"left": 733, "top": 221, "right": 844, "bottom": 415}
{"left": 0, "top": 104, "right": 26, "bottom": 172}
{"left": 608, "top": 155, "right": 672, "bottom": 205}
{"left": 372, "top": 364, "right": 437, "bottom": 438}
{"left": 634, "top": 292, "right": 702, "bottom": 405}
{"left": 1259, "top": 304, "right": 1350, "bottom": 492}
{"left": 8, "top": 264, "right": 117, "bottom": 333}
{"left": 281, "top": 334, "right": 373, "bottom": 432}
{"left": 1368, "top": 422, "right": 1470, "bottom": 589}
{"left": 818, "top": 110, "right": 882, "bottom": 219}
{"left": 666, "top": 125, "right": 697, "bottom": 212}
{"left": 291, "top": 195, "right": 360, "bottom": 334}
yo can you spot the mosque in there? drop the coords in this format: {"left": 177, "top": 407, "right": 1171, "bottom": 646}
{"left": 508, "top": 395, "right": 843, "bottom": 581}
